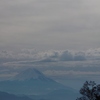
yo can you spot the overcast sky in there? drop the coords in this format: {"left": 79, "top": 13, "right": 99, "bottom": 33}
{"left": 0, "top": 0, "right": 100, "bottom": 51}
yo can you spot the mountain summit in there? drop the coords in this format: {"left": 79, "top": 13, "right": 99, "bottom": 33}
{"left": 0, "top": 68, "right": 73, "bottom": 95}
{"left": 14, "top": 68, "right": 54, "bottom": 81}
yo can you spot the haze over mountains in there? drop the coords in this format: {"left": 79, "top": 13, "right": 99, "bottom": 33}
{"left": 0, "top": 68, "right": 78, "bottom": 100}
{"left": 0, "top": 91, "right": 33, "bottom": 100}
{"left": 0, "top": 68, "right": 74, "bottom": 94}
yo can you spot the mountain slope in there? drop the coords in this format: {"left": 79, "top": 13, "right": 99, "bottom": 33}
{"left": 0, "top": 68, "right": 74, "bottom": 95}
{"left": 13, "top": 68, "right": 54, "bottom": 82}
{"left": 0, "top": 91, "right": 33, "bottom": 100}
{"left": 29, "top": 89, "right": 79, "bottom": 100}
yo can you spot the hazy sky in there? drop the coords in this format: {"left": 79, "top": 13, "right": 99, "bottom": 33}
{"left": 0, "top": 0, "right": 100, "bottom": 51}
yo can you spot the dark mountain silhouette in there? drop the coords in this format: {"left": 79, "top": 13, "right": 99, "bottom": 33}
{"left": 0, "top": 91, "right": 33, "bottom": 100}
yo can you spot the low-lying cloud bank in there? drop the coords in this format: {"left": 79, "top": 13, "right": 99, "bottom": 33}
{"left": 0, "top": 48, "right": 100, "bottom": 63}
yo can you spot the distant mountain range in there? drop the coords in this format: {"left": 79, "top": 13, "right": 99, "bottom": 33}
{"left": 0, "top": 91, "right": 33, "bottom": 100}
{"left": 0, "top": 68, "right": 79, "bottom": 100}
{"left": 0, "top": 89, "right": 78, "bottom": 100}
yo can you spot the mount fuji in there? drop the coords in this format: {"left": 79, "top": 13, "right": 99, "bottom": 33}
{"left": 0, "top": 68, "right": 73, "bottom": 95}
{"left": 13, "top": 68, "right": 54, "bottom": 82}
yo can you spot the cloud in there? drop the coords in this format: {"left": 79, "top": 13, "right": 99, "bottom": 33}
{"left": 74, "top": 52, "right": 86, "bottom": 61}
{"left": 60, "top": 51, "right": 73, "bottom": 61}
{"left": 86, "top": 48, "right": 100, "bottom": 60}
{"left": 1, "top": 48, "right": 100, "bottom": 64}
{"left": 0, "top": 49, "right": 37, "bottom": 63}
{"left": 44, "top": 70, "right": 100, "bottom": 77}
{"left": 38, "top": 50, "right": 86, "bottom": 62}
{"left": 0, "top": 47, "right": 100, "bottom": 68}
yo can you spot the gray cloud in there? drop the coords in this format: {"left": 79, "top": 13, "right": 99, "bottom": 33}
{"left": 34, "top": 50, "right": 86, "bottom": 61}
{"left": 1, "top": 48, "right": 100, "bottom": 64}
{"left": 74, "top": 52, "right": 86, "bottom": 61}
{"left": 60, "top": 51, "right": 73, "bottom": 61}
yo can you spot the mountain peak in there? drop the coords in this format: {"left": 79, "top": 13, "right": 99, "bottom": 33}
{"left": 13, "top": 68, "right": 54, "bottom": 81}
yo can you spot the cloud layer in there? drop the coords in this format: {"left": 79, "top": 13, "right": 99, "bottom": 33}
{"left": 0, "top": 48, "right": 100, "bottom": 80}
{"left": 1, "top": 48, "right": 100, "bottom": 64}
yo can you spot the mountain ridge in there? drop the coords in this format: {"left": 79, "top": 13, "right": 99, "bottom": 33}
{"left": 0, "top": 68, "right": 72, "bottom": 95}
{"left": 13, "top": 68, "right": 54, "bottom": 82}
{"left": 0, "top": 91, "right": 33, "bottom": 100}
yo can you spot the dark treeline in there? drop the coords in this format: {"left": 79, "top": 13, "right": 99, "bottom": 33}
{"left": 76, "top": 81, "right": 100, "bottom": 100}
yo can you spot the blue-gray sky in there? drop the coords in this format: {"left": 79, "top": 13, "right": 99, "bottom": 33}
{"left": 0, "top": 0, "right": 100, "bottom": 51}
